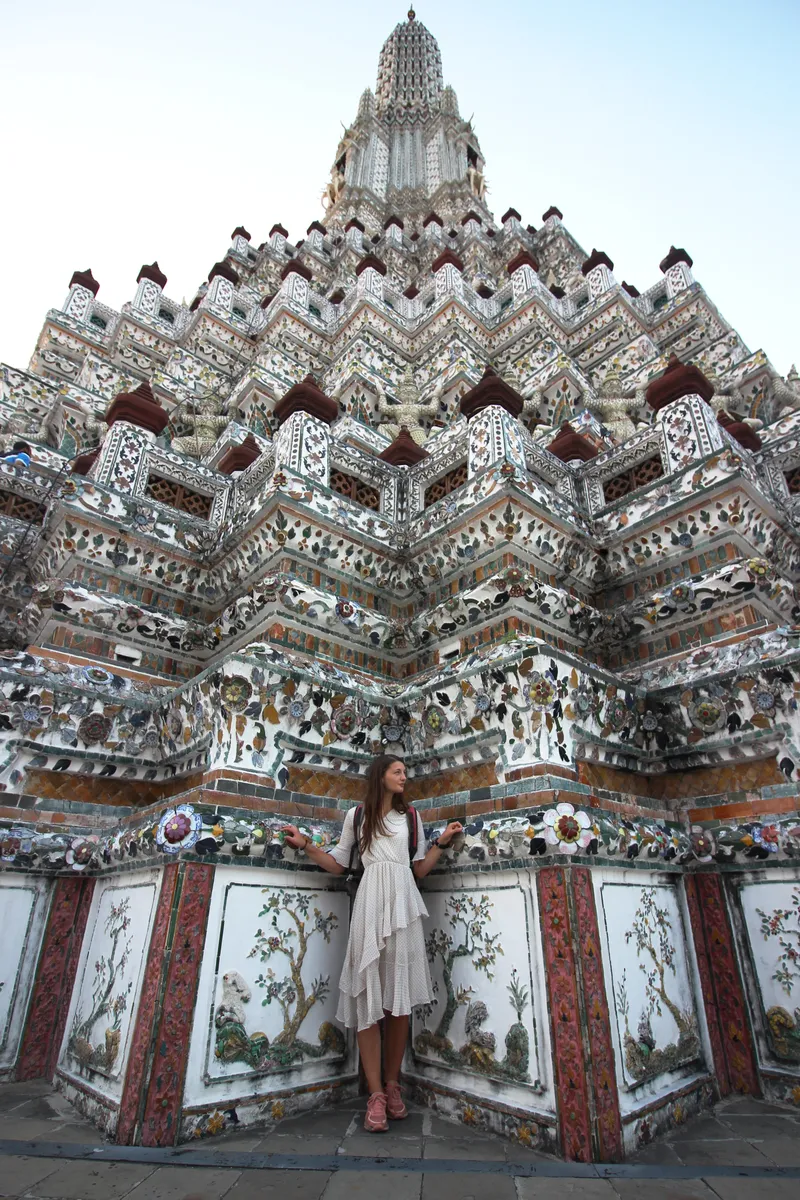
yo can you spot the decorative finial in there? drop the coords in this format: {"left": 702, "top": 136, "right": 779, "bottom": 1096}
{"left": 408, "top": 8, "right": 415, "bottom": 20}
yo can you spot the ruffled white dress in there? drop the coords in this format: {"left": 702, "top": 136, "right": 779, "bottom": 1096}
{"left": 329, "top": 806, "right": 433, "bottom": 1031}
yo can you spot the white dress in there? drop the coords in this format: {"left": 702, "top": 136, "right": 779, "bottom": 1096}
{"left": 328, "top": 806, "right": 433, "bottom": 1031}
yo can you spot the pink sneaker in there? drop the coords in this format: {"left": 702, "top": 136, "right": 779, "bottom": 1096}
{"left": 385, "top": 1080, "right": 407, "bottom": 1120}
{"left": 364, "top": 1091, "right": 388, "bottom": 1132}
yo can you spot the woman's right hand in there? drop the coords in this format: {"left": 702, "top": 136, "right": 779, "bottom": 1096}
{"left": 282, "top": 824, "right": 307, "bottom": 850}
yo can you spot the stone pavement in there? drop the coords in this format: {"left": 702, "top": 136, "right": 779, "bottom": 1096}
{"left": 0, "top": 1081, "right": 799, "bottom": 1200}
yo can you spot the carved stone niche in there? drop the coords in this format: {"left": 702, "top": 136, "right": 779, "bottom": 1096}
{"left": 105, "top": 382, "right": 169, "bottom": 435}
{"left": 273, "top": 376, "right": 339, "bottom": 426}
{"left": 645, "top": 354, "right": 715, "bottom": 412}
{"left": 459, "top": 365, "right": 524, "bottom": 420}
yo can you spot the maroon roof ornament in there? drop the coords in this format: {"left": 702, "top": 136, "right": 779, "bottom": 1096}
{"left": 259, "top": 293, "right": 276, "bottom": 309}
{"left": 621, "top": 281, "right": 640, "bottom": 298}
{"left": 137, "top": 262, "right": 167, "bottom": 289}
{"left": 542, "top": 206, "right": 563, "bottom": 222}
{"left": 269, "top": 223, "right": 289, "bottom": 238}
{"left": 218, "top": 433, "right": 262, "bottom": 474}
{"left": 345, "top": 218, "right": 365, "bottom": 233}
{"left": 716, "top": 411, "right": 762, "bottom": 452}
{"left": 280, "top": 258, "right": 313, "bottom": 282}
{"left": 501, "top": 207, "right": 522, "bottom": 223}
{"left": 549, "top": 284, "right": 566, "bottom": 299}
{"left": 273, "top": 375, "right": 339, "bottom": 426}
{"left": 526, "top": 224, "right": 537, "bottom": 236}
{"left": 423, "top": 212, "right": 443, "bottom": 228}
{"left": 431, "top": 249, "right": 464, "bottom": 273}
{"left": 460, "top": 365, "right": 524, "bottom": 420}
{"left": 328, "top": 288, "right": 345, "bottom": 305}
{"left": 507, "top": 250, "right": 540, "bottom": 275}
{"left": 70, "top": 269, "right": 99, "bottom": 296}
{"left": 231, "top": 226, "right": 251, "bottom": 242}
{"left": 461, "top": 211, "right": 483, "bottom": 226}
{"left": 356, "top": 253, "right": 387, "bottom": 277}
{"left": 547, "top": 423, "right": 599, "bottom": 463}
{"left": 384, "top": 214, "right": 404, "bottom": 230}
{"left": 105, "top": 381, "right": 169, "bottom": 435}
{"left": 307, "top": 220, "right": 328, "bottom": 236}
{"left": 659, "top": 246, "right": 694, "bottom": 273}
{"left": 645, "top": 354, "right": 715, "bottom": 411}
{"left": 581, "top": 249, "right": 614, "bottom": 276}
{"left": 208, "top": 261, "right": 240, "bottom": 286}
{"left": 380, "top": 427, "right": 429, "bottom": 466}
{"left": 404, "top": 283, "right": 420, "bottom": 299}
{"left": 72, "top": 446, "right": 101, "bottom": 476}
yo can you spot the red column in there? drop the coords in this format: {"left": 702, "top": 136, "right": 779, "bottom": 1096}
{"left": 685, "top": 872, "right": 760, "bottom": 1095}
{"left": 138, "top": 862, "right": 214, "bottom": 1146}
{"left": 571, "top": 867, "right": 623, "bottom": 1162}
{"left": 537, "top": 866, "right": 593, "bottom": 1162}
{"left": 116, "top": 864, "right": 180, "bottom": 1144}
{"left": 16, "top": 876, "right": 95, "bottom": 1081}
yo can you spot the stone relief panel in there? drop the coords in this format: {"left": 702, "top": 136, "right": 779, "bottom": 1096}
{"left": 58, "top": 872, "right": 159, "bottom": 1101}
{"left": 185, "top": 867, "right": 354, "bottom": 1121}
{"left": 0, "top": 876, "right": 50, "bottom": 1075}
{"left": 409, "top": 877, "right": 553, "bottom": 1114}
{"left": 597, "top": 877, "right": 705, "bottom": 1111}
{"left": 738, "top": 875, "right": 800, "bottom": 1065}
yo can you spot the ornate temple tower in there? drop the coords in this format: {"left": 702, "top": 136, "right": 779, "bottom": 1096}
{"left": 0, "top": 9, "right": 799, "bottom": 1164}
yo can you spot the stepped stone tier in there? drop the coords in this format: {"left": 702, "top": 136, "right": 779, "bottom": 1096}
{"left": 2, "top": 7, "right": 800, "bottom": 1163}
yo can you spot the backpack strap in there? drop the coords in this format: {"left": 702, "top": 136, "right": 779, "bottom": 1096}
{"left": 349, "top": 804, "right": 364, "bottom": 872}
{"left": 406, "top": 805, "right": 418, "bottom": 865}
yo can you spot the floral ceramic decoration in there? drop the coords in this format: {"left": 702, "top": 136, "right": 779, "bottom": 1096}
{"left": 78, "top": 713, "right": 113, "bottom": 745}
{"left": 542, "top": 802, "right": 594, "bottom": 855}
{"left": 221, "top": 676, "right": 253, "bottom": 712}
{"left": 157, "top": 804, "right": 202, "bottom": 854}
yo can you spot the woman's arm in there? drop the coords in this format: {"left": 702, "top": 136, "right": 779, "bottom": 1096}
{"left": 282, "top": 824, "right": 347, "bottom": 875}
{"left": 413, "top": 820, "right": 463, "bottom": 880}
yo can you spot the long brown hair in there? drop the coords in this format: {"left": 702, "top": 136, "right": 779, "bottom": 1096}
{"left": 359, "top": 754, "right": 408, "bottom": 854}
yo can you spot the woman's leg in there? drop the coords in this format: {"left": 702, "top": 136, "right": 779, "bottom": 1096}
{"left": 383, "top": 1012, "right": 409, "bottom": 1084}
{"left": 357, "top": 1022, "right": 383, "bottom": 1095}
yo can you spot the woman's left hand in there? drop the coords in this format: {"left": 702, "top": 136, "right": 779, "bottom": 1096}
{"left": 438, "top": 821, "right": 464, "bottom": 848}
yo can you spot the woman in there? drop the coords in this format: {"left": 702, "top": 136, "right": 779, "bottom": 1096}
{"left": 283, "top": 754, "right": 463, "bottom": 1132}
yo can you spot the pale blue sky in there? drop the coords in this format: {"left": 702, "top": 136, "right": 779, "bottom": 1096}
{"left": 2, "top": 0, "right": 798, "bottom": 374}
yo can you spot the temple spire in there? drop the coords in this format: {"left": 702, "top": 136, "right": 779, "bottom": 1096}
{"left": 375, "top": 11, "right": 444, "bottom": 119}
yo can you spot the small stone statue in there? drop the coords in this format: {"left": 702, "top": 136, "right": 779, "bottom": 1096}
{"left": 171, "top": 395, "right": 230, "bottom": 458}
{"left": 586, "top": 369, "right": 642, "bottom": 442}
{"left": 467, "top": 164, "right": 486, "bottom": 200}
{"left": 708, "top": 374, "right": 762, "bottom": 431}
{"left": 322, "top": 167, "right": 345, "bottom": 211}
{"left": 0, "top": 411, "right": 35, "bottom": 455}
{"left": 773, "top": 365, "right": 800, "bottom": 415}
{"left": 376, "top": 367, "right": 442, "bottom": 444}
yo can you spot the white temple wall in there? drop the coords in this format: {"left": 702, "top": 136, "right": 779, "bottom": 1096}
{"left": 181, "top": 864, "right": 356, "bottom": 1138}
{"left": 55, "top": 868, "right": 161, "bottom": 1134}
{"left": 0, "top": 875, "right": 51, "bottom": 1078}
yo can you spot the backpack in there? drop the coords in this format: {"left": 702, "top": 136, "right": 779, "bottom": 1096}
{"left": 345, "top": 804, "right": 419, "bottom": 896}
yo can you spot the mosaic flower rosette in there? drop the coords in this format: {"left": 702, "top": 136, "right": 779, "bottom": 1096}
{"left": 156, "top": 804, "right": 202, "bottom": 854}
{"left": 542, "top": 801, "right": 594, "bottom": 855}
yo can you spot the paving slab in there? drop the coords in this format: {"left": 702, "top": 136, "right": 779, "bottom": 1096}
{"left": 421, "top": 1172, "right": 516, "bottom": 1200}
{"left": 0, "top": 1156, "right": 63, "bottom": 1197}
{"left": 669, "top": 1139, "right": 774, "bottom": 1166}
{"left": 46, "top": 1121, "right": 107, "bottom": 1145}
{"left": 27, "top": 1160, "right": 158, "bottom": 1198}
{"left": 628, "top": 1142, "right": 685, "bottom": 1166}
{"left": 745, "top": 1136, "right": 800, "bottom": 1166}
{"left": 225, "top": 1168, "right": 331, "bottom": 1200}
{"left": 665, "top": 1116, "right": 735, "bottom": 1142}
{"left": 716, "top": 1114, "right": 800, "bottom": 1139}
{"left": 423, "top": 1135, "right": 505, "bottom": 1161}
{"left": 516, "top": 1181, "right": 619, "bottom": 1200}
{"left": 701, "top": 1182, "right": 800, "bottom": 1200}
{"left": 609, "top": 1183, "right": 714, "bottom": 1200}
{"left": 280, "top": 1109, "right": 359, "bottom": 1137}
{"left": 254, "top": 1133, "right": 345, "bottom": 1155}
{"left": 323, "top": 1169, "right": 421, "bottom": 1200}
{"left": 115, "top": 1165, "right": 241, "bottom": 1199}
{"left": 343, "top": 1134, "right": 423, "bottom": 1157}
{"left": 178, "top": 1133, "right": 264, "bottom": 1153}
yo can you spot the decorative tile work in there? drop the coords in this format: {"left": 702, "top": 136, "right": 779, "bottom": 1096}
{"left": 16, "top": 876, "right": 95, "bottom": 1080}
{"left": 116, "top": 865, "right": 179, "bottom": 1144}
{"left": 571, "top": 868, "right": 623, "bottom": 1162}
{"left": 691, "top": 873, "right": 760, "bottom": 1094}
{"left": 138, "top": 862, "right": 214, "bottom": 1146}
{"left": 537, "top": 867, "right": 592, "bottom": 1162}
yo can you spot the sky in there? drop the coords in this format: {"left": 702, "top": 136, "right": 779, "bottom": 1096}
{"left": 1, "top": 0, "right": 798, "bottom": 375}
